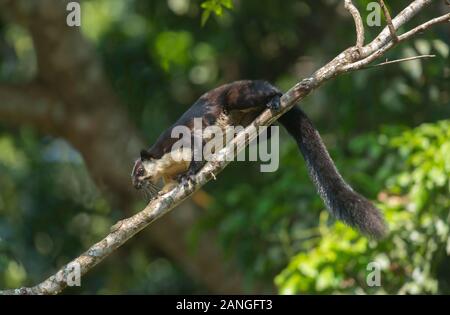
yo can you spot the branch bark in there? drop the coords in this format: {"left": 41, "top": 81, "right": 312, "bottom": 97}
{"left": 367, "top": 54, "right": 435, "bottom": 68}
{"left": 1, "top": 0, "right": 447, "bottom": 295}
{"left": 379, "top": 0, "right": 399, "bottom": 42}
{"left": 345, "top": 0, "right": 365, "bottom": 49}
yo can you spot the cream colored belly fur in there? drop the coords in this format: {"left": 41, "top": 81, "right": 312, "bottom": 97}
{"left": 145, "top": 110, "right": 259, "bottom": 194}
{"left": 143, "top": 148, "right": 192, "bottom": 193}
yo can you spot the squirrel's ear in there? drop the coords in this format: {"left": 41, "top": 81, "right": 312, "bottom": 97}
{"left": 140, "top": 150, "right": 151, "bottom": 161}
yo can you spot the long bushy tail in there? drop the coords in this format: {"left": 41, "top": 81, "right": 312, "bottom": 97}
{"left": 278, "top": 106, "right": 386, "bottom": 239}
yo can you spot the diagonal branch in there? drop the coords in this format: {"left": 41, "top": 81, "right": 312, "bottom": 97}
{"left": 361, "top": 0, "right": 434, "bottom": 57}
{"left": 367, "top": 54, "right": 435, "bottom": 68}
{"left": 1, "top": 0, "right": 448, "bottom": 295}
{"left": 342, "top": 12, "right": 450, "bottom": 72}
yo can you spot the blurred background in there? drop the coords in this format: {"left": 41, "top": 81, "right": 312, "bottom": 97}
{"left": 0, "top": 0, "right": 449, "bottom": 294}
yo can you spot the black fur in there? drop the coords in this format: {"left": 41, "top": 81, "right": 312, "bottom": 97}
{"left": 137, "top": 80, "right": 386, "bottom": 238}
{"left": 279, "top": 107, "right": 386, "bottom": 238}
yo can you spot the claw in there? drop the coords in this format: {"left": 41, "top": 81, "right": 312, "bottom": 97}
{"left": 267, "top": 94, "right": 281, "bottom": 111}
{"left": 177, "top": 172, "right": 195, "bottom": 188}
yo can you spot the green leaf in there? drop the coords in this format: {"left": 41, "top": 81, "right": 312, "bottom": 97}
{"left": 221, "top": 0, "right": 234, "bottom": 9}
{"left": 153, "top": 31, "right": 193, "bottom": 71}
{"left": 200, "top": 0, "right": 233, "bottom": 26}
{"left": 201, "top": 10, "right": 211, "bottom": 27}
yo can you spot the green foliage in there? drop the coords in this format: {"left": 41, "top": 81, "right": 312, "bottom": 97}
{"left": 197, "top": 129, "right": 386, "bottom": 286}
{"left": 81, "top": 0, "right": 130, "bottom": 40}
{"left": 275, "top": 121, "right": 450, "bottom": 294}
{"left": 0, "top": 130, "right": 199, "bottom": 293}
{"left": 154, "top": 31, "right": 193, "bottom": 70}
{"left": 200, "top": 0, "right": 233, "bottom": 26}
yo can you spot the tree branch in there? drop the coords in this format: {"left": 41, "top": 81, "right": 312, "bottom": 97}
{"left": 367, "top": 54, "right": 435, "bottom": 68}
{"left": 379, "top": 0, "right": 399, "bottom": 42}
{"left": 344, "top": 0, "right": 365, "bottom": 49}
{"left": 341, "top": 12, "right": 450, "bottom": 72}
{"left": 1, "top": 0, "right": 447, "bottom": 295}
{"left": 361, "top": 0, "right": 434, "bottom": 57}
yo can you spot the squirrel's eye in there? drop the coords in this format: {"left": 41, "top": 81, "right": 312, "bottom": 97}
{"left": 137, "top": 168, "right": 144, "bottom": 176}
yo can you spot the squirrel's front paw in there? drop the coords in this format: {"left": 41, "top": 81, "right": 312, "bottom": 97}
{"left": 267, "top": 94, "right": 282, "bottom": 111}
{"left": 157, "top": 190, "right": 166, "bottom": 197}
{"left": 176, "top": 172, "right": 195, "bottom": 188}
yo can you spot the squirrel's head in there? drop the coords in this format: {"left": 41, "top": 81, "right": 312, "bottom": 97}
{"left": 131, "top": 150, "right": 158, "bottom": 190}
